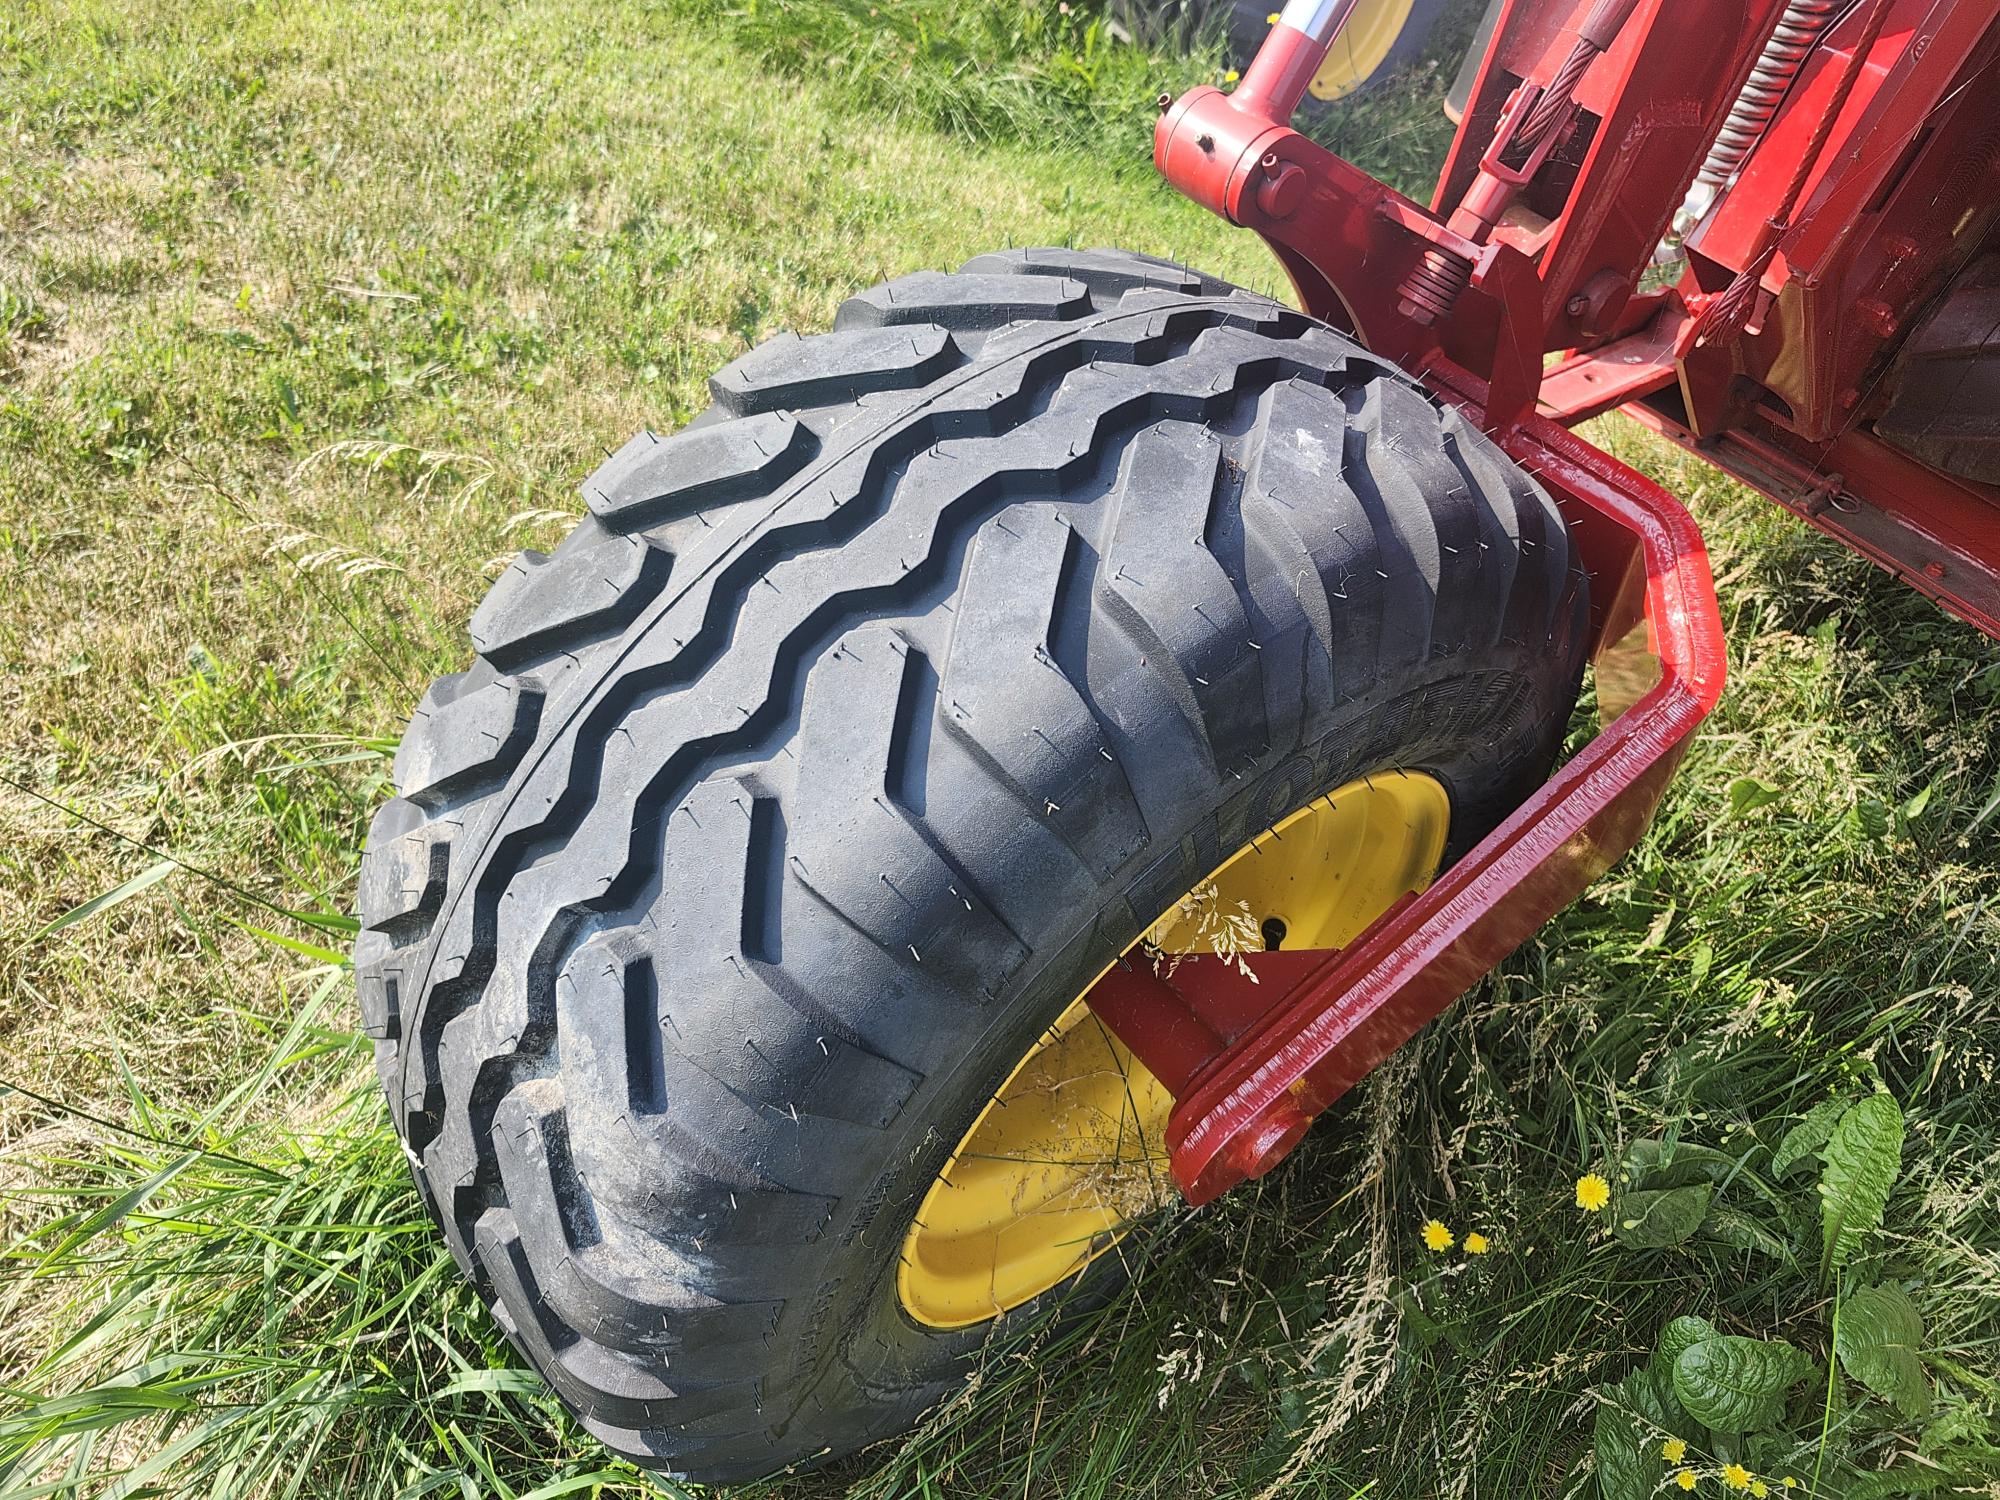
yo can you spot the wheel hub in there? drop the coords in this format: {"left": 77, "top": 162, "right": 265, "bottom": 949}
{"left": 895, "top": 770, "right": 1450, "bottom": 1328}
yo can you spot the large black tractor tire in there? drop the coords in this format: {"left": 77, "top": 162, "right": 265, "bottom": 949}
{"left": 355, "top": 248, "right": 1588, "bottom": 1482}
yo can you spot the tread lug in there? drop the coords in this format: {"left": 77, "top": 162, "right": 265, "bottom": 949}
{"left": 708, "top": 325, "right": 961, "bottom": 416}
{"left": 834, "top": 270, "right": 1091, "bottom": 333}
{"left": 586, "top": 412, "right": 817, "bottom": 531}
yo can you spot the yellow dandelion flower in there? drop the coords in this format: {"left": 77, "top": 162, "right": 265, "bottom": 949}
{"left": 1751, "top": 1483, "right": 1769, "bottom": 1498}
{"left": 1676, "top": 1470, "right": 1698, "bottom": 1492}
{"left": 1782, "top": 1481, "right": 1798, "bottom": 1491}
{"left": 1575, "top": 1173, "right": 1611, "bottom": 1211}
{"left": 1223, "top": 68, "right": 1241, "bottom": 83}
{"left": 1464, "top": 1231, "right": 1490, "bottom": 1255}
{"left": 1661, "top": 1438, "right": 1687, "bottom": 1462}
{"left": 1722, "top": 1465, "right": 1752, "bottom": 1491}
{"left": 1266, "top": 9, "right": 1280, "bottom": 20}
{"left": 1422, "top": 1218, "right": 1454, "bottom": 1252}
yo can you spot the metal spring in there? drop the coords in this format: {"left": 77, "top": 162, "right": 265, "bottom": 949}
{"left": 1397, "top": 246, "right": 1474, "bottom": 326}
{"left": 1692, "top": 0, "right": 1845, "bottom": 198}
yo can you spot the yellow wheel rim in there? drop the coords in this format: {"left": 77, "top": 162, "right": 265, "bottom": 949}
{"left": 896, "top": 771, "right": 1450, "bottom": 1329}
{"left": 1305, "top": 0, "right": 1420, "bottom": 102}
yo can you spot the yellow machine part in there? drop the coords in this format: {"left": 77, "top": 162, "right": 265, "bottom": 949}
{"left": 896, "top": 771, "right": 1450, "bottom": 1328}
{"left": 1307, "top": 0, "right": 1420, "bottom": 101}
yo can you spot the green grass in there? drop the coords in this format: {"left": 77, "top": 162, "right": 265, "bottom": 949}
{"left": 2, "top": 0, "right": 1997, "bottom": 1497}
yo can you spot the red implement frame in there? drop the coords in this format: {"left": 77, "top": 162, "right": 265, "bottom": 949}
{"left": 1090, "top": 0, "right": 2000, "bottom": 1205}
{"left": 1477, "top": 0, "right": 2000, "bottom": 638}
{"left": 1078, "top": 0, "right": 1771, "bottom": 1204}
{"left": 1080, "top": 0, "right": 2000, "bottom": 1205}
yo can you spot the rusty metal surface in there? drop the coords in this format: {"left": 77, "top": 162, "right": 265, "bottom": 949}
{"left": 1876, "top": 254, "right": 2000, "bottom": 485}
{"left": 1689, "top": 0, "right": 2000, "bottom": 445}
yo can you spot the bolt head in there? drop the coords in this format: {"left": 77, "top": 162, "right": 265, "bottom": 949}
{"left": 1256, "top": 160, "right": 1306, "bottom": 219}
{"left": 1856, "top": 297, "right": 1899, "bottom": 338}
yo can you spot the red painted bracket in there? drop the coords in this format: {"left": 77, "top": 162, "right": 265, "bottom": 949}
{"left": 1083, "top": 360, "right": 1726, "bottom": 1205}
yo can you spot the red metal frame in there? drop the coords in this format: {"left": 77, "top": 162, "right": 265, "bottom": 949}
{"left": 1085, "top": 0, "right": 1998, "bottom": 1204}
